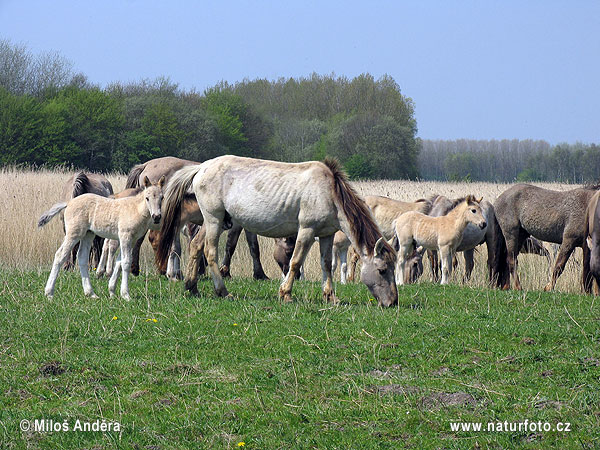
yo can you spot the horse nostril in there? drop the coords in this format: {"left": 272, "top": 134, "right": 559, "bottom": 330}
{"left": 481, "top": 221, "right": 487, "bottom": 229}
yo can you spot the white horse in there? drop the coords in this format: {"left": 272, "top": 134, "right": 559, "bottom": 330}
{"left": 38, "top": 176, "right": 165, "bottom": 300}
{"left": 157, "top": 156, "right": 398, "bottom": 306}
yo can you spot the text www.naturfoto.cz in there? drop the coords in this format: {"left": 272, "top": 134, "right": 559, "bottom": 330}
{"left": 450, "top": 420, "right": 571, "bottom": 433}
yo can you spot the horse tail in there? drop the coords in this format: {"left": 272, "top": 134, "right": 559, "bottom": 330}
{"left": 583, "top": 201, "right": 593, "bottom": 294}
{"left": 125, "top": 163, "right": 145, "bottom": 189}
{"left": 38, "top": 203, "right": 67, "bottom": 227}
{"left": 156, "top": 165, "right": 202, "bottom": 269}
{"left": 72, "top": 171, "right": 92, "bottom": 198}
{"left": 486, "top": 207, "right": 509, "bottom": 288}
{"left": 323, "top": 157, "right": 394, "bottom": 259}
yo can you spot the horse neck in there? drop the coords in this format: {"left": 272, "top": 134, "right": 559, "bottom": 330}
{"left": 446, "top": 203, "right": 471, "bottom": 230}
{"left": 134, "top": 192, "right": 151, "bottom": 222}
{"left": 337, "top": 213, "right": 377, "bottom": 260}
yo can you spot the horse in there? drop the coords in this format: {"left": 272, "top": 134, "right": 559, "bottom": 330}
{"left": 581, "top": 190, "right": 600, "bottom": 294}
{"left": 95, "top": 187, "right": 142, "bottom": 278}
{"left": 126, "top": 156, "right": 268, "bottom": 281}
{"left": 345, "top": 196, "right": 432, "bottom": 283}
{"left": 394, "top": 196, "right": 487, "bottom": 285}
{"left": 157, "top": 156, "right": 398, "bottom": 306}
{"left": 427, "top": 195, "right": 550, "bottom": 282}
{"left": 61, "top": 171, "right": 114, "bottom": 269}
{"left": 493, "top": 183, "right": 599, "bottom": 291}
{"left": 38, "top": 176, "right": 165, "bottom": 300}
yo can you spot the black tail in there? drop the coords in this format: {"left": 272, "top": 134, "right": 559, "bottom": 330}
{"left": 125, "top": 163, "right": 145, "bottom": 189}
{"left": 72, "top": 171, "right": 92, "bottom": 198}
{"left": 583, "top": 205, "right": 594, "bottom": 294}
{"left": 486, "top": 206, "right": 510, "bottom": 288}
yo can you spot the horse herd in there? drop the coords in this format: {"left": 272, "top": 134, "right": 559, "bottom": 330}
{"left": 38, "top": 155, "right": 600, "bottom": 307}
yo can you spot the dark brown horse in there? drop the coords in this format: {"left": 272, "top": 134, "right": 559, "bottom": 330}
{"left": 428, "top": 195, "right": 550, "bottom": 282}
{"left": 494, "top": 183, "right": 598, "bottom": 291}
{"left": 61, "top": 171, "right": 114, "bottom": 269}
{"left": 583, "top": 190, "right": 600, "bottom": 294}
{"left": 125, "top": 156, "right": 268, "bottom": 280}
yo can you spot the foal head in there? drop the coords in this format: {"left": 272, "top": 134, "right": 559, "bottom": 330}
{"left": 461, "top": 195, "right": 486, "bottom": 229}
{"left": 360, "top": 238, "right": 398, "bottom": 307}
{"left": 143, "top": 175, "right": 165, "bottom": 224}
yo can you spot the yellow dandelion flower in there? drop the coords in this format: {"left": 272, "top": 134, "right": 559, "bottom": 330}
{"left": 233, "top": 323, "right": 238, "bottom": 326}
{"left": 237, "top": 443, "right": 245, "bottom": 447}
{"left": 146, "top": 318, "right": 158, "bottom": 323}
{"left": 112, "top": 316, "right": 118, "bottom": 320}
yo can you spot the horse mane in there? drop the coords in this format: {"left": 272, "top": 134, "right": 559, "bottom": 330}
{"left": 72, "top": 171, "right": 92, "bottom": 198}
{"left": 125, "top": 162, "right": 146, "bottom": 189}
{"left": 583, "top": 182, "right": 600, "bottom": 191}
{"left": 414, "top": 198, "right": 433, "bottom": 215}
{"left": 324, "top": 158, "right": 394, "bottom": 258}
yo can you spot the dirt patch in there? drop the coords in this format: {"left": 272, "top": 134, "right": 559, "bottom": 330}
{"left": 534, "top": 398, "right": 566, "bottom": 410}
{"left": 540, "top": 370, "right": 553, "bottom": 377}
{"left": 521, "top": 337, "right": 536, "bottom": 345}
{"left": 431, "top": 367, "right": 451, "bottom": 376}
{"left": 130, "top": 390, "right": 149, "bottom": 400}
{"left": 497, "top": 355, "right": 516, "bottom": 364}
{"left": 39, "top": 361, "right": 65, "bottom": 377}
{"left": 420, "top": 391, "right": 478, "bottom": 410}
{"left": 581, "top": 357, "right": 600, "bottom": 367}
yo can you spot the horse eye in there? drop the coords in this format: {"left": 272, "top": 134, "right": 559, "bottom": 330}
{"left": 378, "top": 268, "right": 386, "bottom": 274}
{"left": 471, "top": 209, "right": 476, "bottom": 213}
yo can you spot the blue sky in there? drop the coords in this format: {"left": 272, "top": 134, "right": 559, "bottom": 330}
{"left": 1, "top": 0, "right": 598, "bottom": 143}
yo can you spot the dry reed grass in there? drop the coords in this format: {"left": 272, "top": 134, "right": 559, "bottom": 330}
{"left": 0, "top": 167, "right": 584, "bottom": 293}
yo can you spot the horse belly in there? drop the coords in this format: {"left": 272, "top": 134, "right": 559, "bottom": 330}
{"left": 457, "top": 225, "right": 486, "bottom": 251}
{"left": 225, "top": 201, "right": 301, "bottom": 238}
{"left": 520, "top": 214, "right": 564, "bottom": 244}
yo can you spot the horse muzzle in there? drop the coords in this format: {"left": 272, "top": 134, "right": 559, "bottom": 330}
{"left": 152, "top": 214, "right": 162, "bottom": 224}
{"left": 480, "top": 221, "right": 487, "bottom": 229}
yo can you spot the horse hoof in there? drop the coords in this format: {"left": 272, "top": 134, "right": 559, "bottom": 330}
{"left": 323, "top": 292, "right": 340, "bottom": 304}
{"left": 543, "top": 284, "right": 552, "bottom": 292}
{"left": 219, "top": 266, "right": 231, "bottom": 278}
{"left": 280, "top": 293, "right": 293, "bottom": 304}
{"left": 89, "top": 293, "right": 99, "bottom": 299}
{"left": 253, "top": 273, "right": 270, "bottom": 281}
{"left": 215, "top": 287, "right": 230, "bottom": 297}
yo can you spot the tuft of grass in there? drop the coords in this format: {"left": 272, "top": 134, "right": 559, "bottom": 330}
{"left": 1, "top": 270, "right": 599, "bottom": 448}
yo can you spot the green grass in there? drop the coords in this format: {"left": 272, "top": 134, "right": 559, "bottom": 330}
{"left": 1, "top": 271, "right": 599, "bottom": 449}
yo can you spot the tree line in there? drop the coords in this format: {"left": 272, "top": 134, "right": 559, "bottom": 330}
{"left": 1, "top": 39, "right": 598, "bottom": 182}
{"left": 0, "top": 39, "right": 418, "bottom": 179}
{"left": 420, "top": 139, "right": 600, "bottom": 183}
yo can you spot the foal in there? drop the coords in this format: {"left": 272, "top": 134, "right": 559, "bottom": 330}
{"left": 394, "top": 195, "right": 486, "bottom": 285}
{"left": 38, "top": 176, "right": 164, "bottom": 300}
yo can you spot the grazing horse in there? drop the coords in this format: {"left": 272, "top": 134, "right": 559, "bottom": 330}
{"left": 61, "top": 171, "right": 113, "bottom": 269}
{"left": 581, "top": 191, "right": 600, "bottom": 294}
{"left": 395, "top": 196, "right": 486, "bottom": 285}
{"left": 427, "top": 195, "right": 550, "bottom": 282}
{"left": 494, "top": 183, "right": 598, "bottom": 291}
{"left": 38, "top": 176, "right": 165, "bottom": 300}
{"left": 126, "top": 156, "right": 268, "bottom": 281}
{"left": 157, "top": 156, "right": 398, "bottom": 306}
{"left": 345, "top": 196, "right": 432, "bottom": 283}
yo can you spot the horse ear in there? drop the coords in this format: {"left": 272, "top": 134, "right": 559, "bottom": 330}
{"left": 143, "top": 176, "right": 151, "bottom": 188}
{"left": 374, "top": 237, "right": 386, "bottom": 257}
{"left": 477, "top": 196, "right": 483, "bottom": 203}
{"left": 158, "top": 175, "right": 166, "bottom": 188}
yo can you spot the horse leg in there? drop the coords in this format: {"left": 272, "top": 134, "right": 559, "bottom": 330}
{"left": 45, "top": 235, "right": 80, "bottom": 297}
{"left": 108, "top": 249, "right": 121, "bottom": 298}
{"left": 106, "top": 239, "right": 119, "bottom": 278}
{"left": 463, "top": 248, "right": 475, "bottom": 281}
{"left": 339, "top": 249, "right": 348, "bottom": 285}
{"left": 319, "top": 234, "right": 339, "bottom": 304}
{"left": 244, "top": 230, "right": 269, "bottom": 280}
{"left": 63, "top": 242, "right": 79, "bottom": 271}
{"left": 204, "top": 220, "right": 229, "bottom": 297}
{"left": 428, "top": 250, "right": 440, "bottom": 282}
{"left": 440, "top": 246, "right": 453, "bottom": 285}
{"left": 503, "top": 230, "right": 525, "bottom": 290}
{"left": 96, "top": 238, "right": 110, "bottom": 277}
{"left": 395, "top": 242, "right": 413, "bottom": 286}
{"left": 90, "top": 236, "right": 103, "bottom": 269}
{"left": 544, "top": 239, "right": 577, "bottom": 292}
{"left": 131, "top": 233, "right": 145, "bottom": 276}
{"left": 77, "top": 232, "right": 97, "bottom": 298}
{"left": 220, "top": 225, "right": 242, "bottom": 278}
{"left": 166, "top": 231, "right": 182, "bottom": 281}
{"left": 148, "top": 230, "right": 167, "bottom": 276}
{"left": 184, "top": 225, "right": 206, "bottom": 295}
{"left": 118, "top": 237, "right": 133, "bottom": 300}
{"left": 347, "top": 246, "right": 359, "bottom": 282}
{"left": 279, "top": 228, "right": 315, "bottom": 303}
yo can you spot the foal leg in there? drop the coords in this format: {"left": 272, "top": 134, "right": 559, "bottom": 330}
{"left": 246, "top": 230, "right": 269, "bottom": 280}
{"left": 428, "top": 250, "right": 440, "bottom": 282}
{"left": 130, "top": 233, "right": 145, "bottom": 277}
{"left": 106, "top": 240, "right": 119, "bottom": 278}
{"left": 45, "top": 235, "right": 80, "bottom": 297}
{"left": 118, "top": 238, "right": 133, "bottom": 300}
{"left": 77, "top": 232, "right": 97, "bottom": 298}
{"left": 339, "top": 249, "right": 349, "bottom": 285}
{"left": 220, "top": 225, "right": 242, "bottom": 278}
{"left": 395, "top": 242, "right": 413, "bottom": 286}
{"left": 279, "top": 228, "right": 315, "bottom": 303}
{"left": 347, "top": 246, "right": 359, "bottom": 282}
{"left": 544, "top": 238, "right": 577, "bottom": 292}
{"left": 319, "top": 234, "right": 339, "bottom": 304}
{"left": 108, "top": 249, "right": 121, "bottom": 298}
{"left": 96, "top": 238, "right": 111, "bottom": 277}
{"left": 166, "top": 231, "right": 182, "bottom": 281}
{"left": 440, "top": 246, "right": 454, "bottom": 285}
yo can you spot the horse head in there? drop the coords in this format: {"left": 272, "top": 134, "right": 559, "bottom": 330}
{"left": 360, "top": 237, "right": 398, "bottom": 307}
{"left": 143, "top": 175, "right": 165, "bottom": 224}
{"left": 464, "top": 195, "right": 487, "bottom": 230}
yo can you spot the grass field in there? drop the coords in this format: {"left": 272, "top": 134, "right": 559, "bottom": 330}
{"left": 1, "top": 167, "right": 599, "bottom": 448}
{"left": 1, "top": 271, "right": 599, "bottom": 449}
